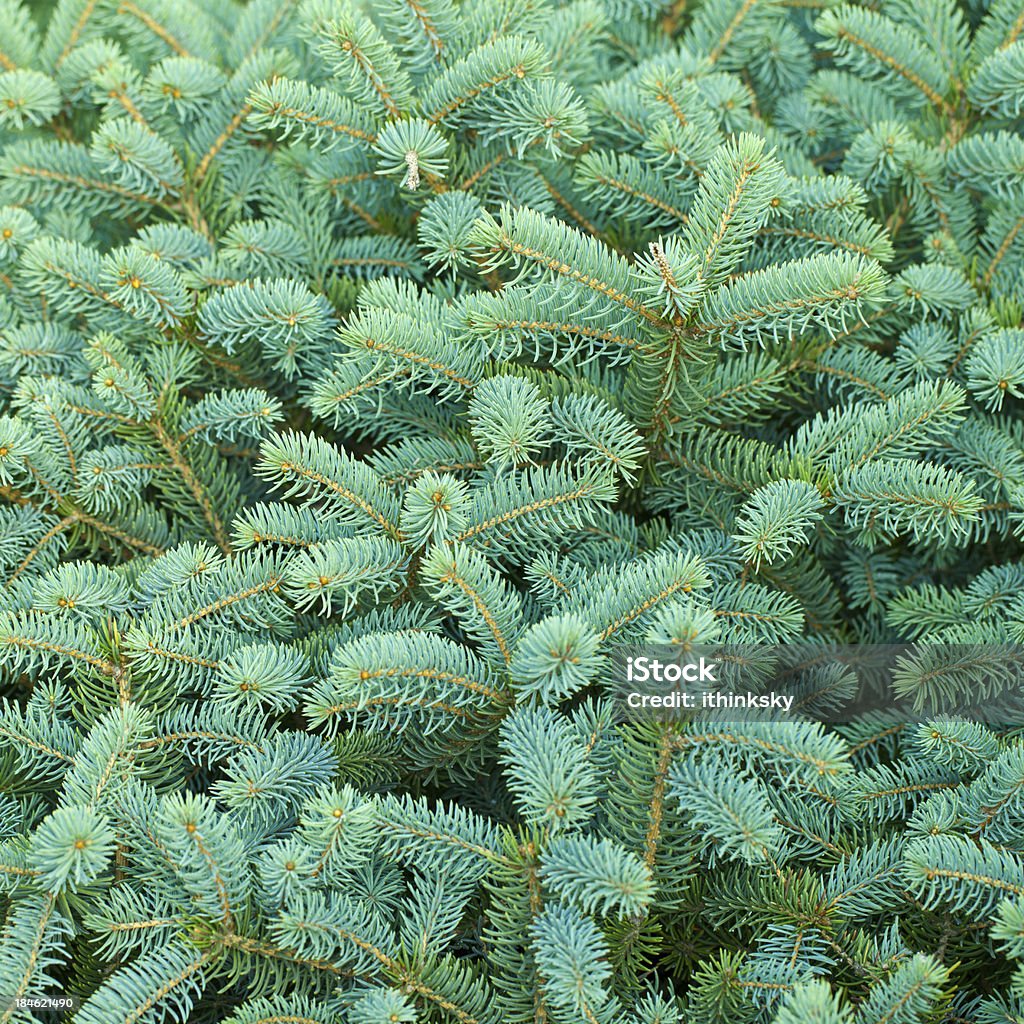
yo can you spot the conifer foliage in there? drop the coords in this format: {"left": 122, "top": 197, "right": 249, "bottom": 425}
{"left": 0, "top": 0, "right": 1023, "bottom": 1019}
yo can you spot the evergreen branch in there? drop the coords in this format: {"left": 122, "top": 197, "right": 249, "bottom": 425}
{"left": 248, "top": 78, "right": 379, "bottom": 150}
{"left": 149, "top": 421, "right": 230, "bottom": 554}
{"left": 470, "top": 204, "right": 666, "bottom": 326}
{"left": 116, "top": 0, "right": 193, "bottom": 56}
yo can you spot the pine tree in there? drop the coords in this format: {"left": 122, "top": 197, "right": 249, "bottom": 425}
{"left": 0, "top": 0, "right": 1023, "bottom": 1020}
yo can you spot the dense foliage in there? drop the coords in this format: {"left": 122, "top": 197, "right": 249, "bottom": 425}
{"left": 0, "top": 0, "right": 1023, "bottom": 1020}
